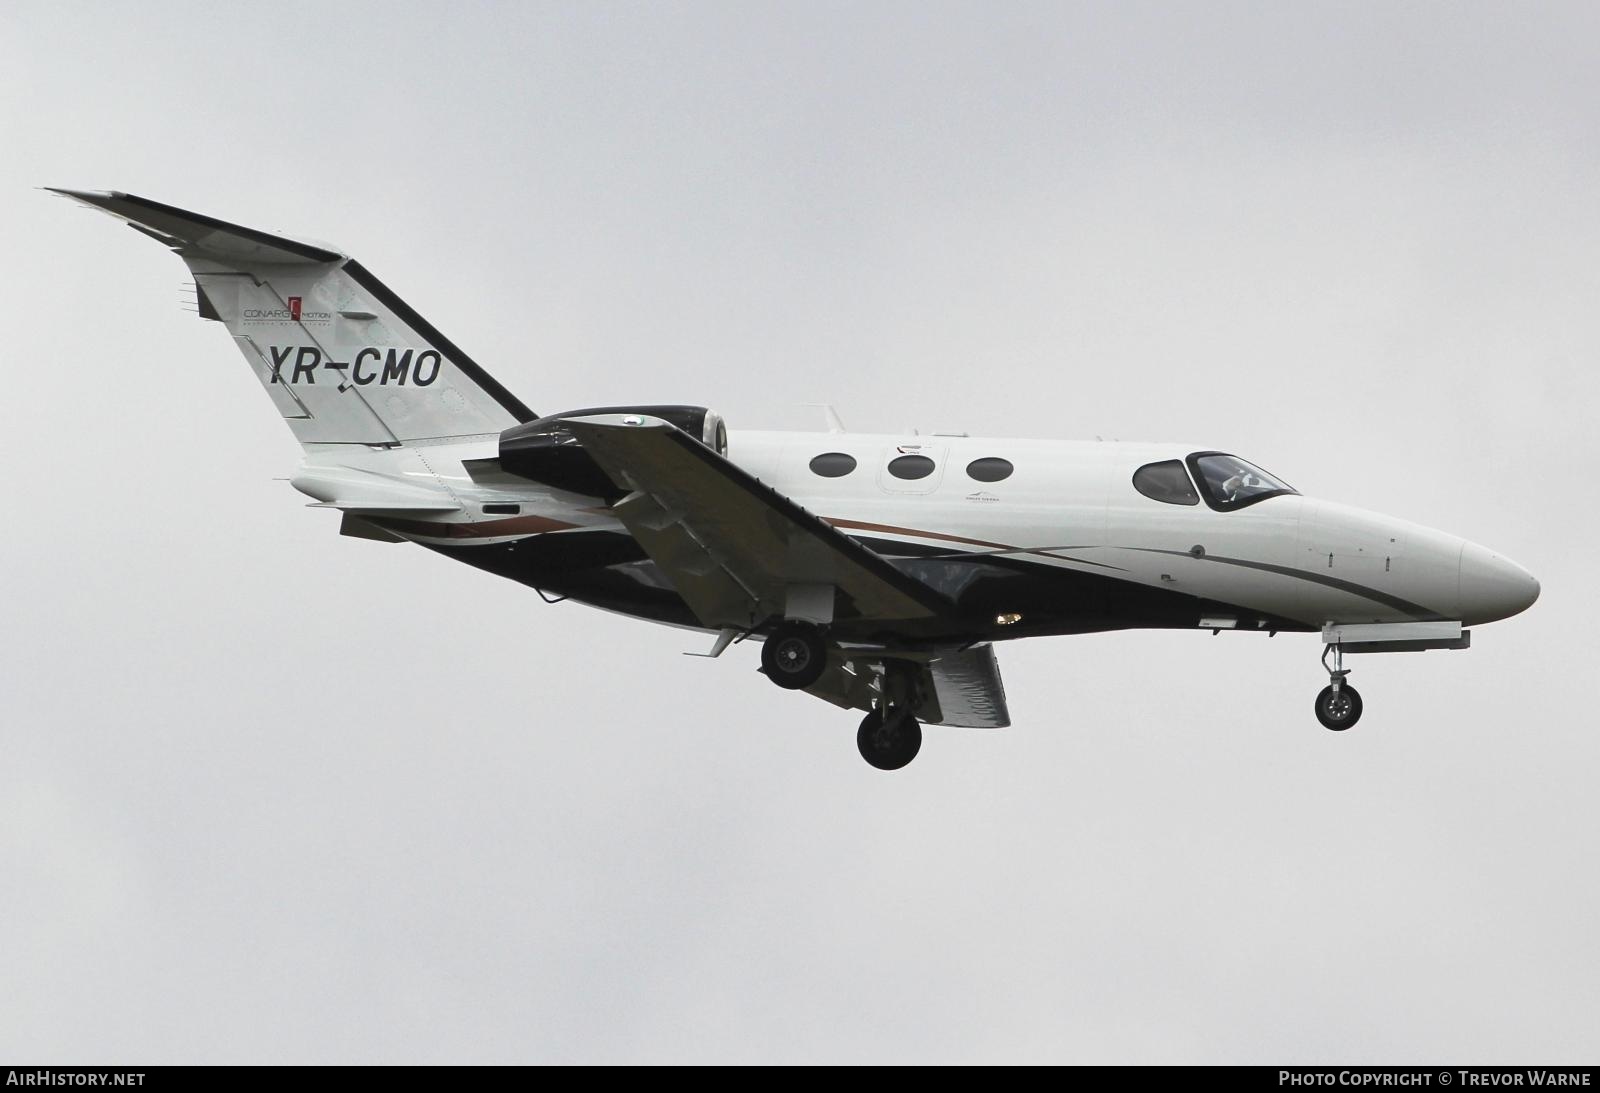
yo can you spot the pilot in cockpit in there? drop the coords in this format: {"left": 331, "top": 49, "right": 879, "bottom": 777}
{"left": 1221, "top": 470, "right": 1255, "bottom": 500}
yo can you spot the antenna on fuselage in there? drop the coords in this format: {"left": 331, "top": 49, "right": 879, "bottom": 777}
{"left": 803, "top": 403, "right": 847, "bottom": 434}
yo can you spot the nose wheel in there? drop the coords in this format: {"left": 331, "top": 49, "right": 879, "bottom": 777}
{"left": 1315, "top": 643, "right": 1364, "bottom": 730}
{"left": 1314, "top": 682, "right": 1363, "bottom": 730}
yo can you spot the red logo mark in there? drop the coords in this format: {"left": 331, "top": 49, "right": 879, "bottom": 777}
{"left": 287, "top": 297, "right": 302, "bottom": 321}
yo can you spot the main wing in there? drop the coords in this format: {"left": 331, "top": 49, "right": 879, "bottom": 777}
{"left": 563, "top": 414, "right": 1009, "bottom": 727}
{"left": 562, "top": 414, "right": 954, "bottom": 638}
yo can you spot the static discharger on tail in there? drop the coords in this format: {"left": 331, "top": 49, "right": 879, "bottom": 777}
{"left": 54, "top": 189, "right": 1541, "bottom": 770}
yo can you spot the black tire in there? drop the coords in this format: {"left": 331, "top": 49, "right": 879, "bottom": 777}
{"left": 856, "top": 709, "right": 923, "bottom": 770}
{"left": 760, "top": 623, "right": 827, "bottom": 690}
{"left": 1314, "top": 683, "right": 1363, "bottom": 731}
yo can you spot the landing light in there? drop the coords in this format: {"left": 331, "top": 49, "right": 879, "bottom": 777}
{"left": 995, "top": 612, "right": 1023, "bottom": 626}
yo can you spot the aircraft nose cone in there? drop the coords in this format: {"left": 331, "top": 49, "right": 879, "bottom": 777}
{"left": 1458, "top": 542, "right": 1540, "bottom": 625}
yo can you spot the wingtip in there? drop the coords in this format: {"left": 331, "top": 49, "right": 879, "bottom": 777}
{"left": 43, "top": 187, "right": 119, "bottom": 208}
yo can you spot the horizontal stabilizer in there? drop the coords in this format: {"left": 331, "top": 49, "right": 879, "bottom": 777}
{"left": 306, "top": 501, "right": 461, "bottom": 513}
{"left": 49, "top": 189, "right": 343, "bottom": 265}
{"left": 291, "top": 465, "right": 460, "bottom": 514}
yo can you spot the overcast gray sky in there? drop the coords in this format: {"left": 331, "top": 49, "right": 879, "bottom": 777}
{"left": 2, "top": 0, "right": 1595, "bottom": 1064}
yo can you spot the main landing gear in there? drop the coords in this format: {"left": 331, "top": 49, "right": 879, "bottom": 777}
{"left": 760, "top": 621, "right": 828, "bottom": 690}
{"left": 1315, "top": 642, "right": 1363, "bottom": 731}
{"left": 758, "top": 624, "right": 926, "bottom": 769}
{"left": 857, "top": 707, "right": 922, "bottom": 770}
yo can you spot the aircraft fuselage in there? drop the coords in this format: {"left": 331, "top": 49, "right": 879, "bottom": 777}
{"left": 349, "top": 430, "right": 1538, "bottom": 645}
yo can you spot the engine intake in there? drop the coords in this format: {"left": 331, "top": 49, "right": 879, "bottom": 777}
{"left": 497, "top": 405, "right": 727, "bottom": 498}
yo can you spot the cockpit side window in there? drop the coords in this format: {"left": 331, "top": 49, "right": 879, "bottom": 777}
{"left": 1132, "top": 460, "right": 1200, "bottom": 506}
{"left": 1186, "top": 452, "right": 1297, "bottom": 511}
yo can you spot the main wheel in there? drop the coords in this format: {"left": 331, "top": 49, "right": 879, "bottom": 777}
{"left": 856, "top": 709, "right": 923, "bottom": 770}
{"left": 1314, "top": 683, "right": 1364, "bottom": 731}
{"left": 760, "top": 623, "right": 827, "bottom": 690}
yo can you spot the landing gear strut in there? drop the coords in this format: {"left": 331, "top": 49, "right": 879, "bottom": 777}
{"left": 760, "top": 622, "right": 828, "bottom": 690}
{"left": 1315, "top": 643, "right": 1363, "bottom": 731}
{"left": 857, "top": 707, "right": 923, "bottom": 770}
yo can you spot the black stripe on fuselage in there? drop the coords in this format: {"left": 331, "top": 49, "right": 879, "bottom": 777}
{"left": 883, "top": 551, "right": 1310, "bottom": 636}
{"left": 842, "top": 534, "right": 1430, "bottom": 618}
{"left": 848, "top": 534, "right": 1128, "bottom": 572}
{"left": 1132, "top": 548, "right": 1446, "bottom": 620}
{"left": 420, "top": 531, "right": 699, "bottom": 629}
{"left": 848, "top": 536, "right": 970, "bottom": 559}
{"left": 422, "top": 528, "right": 1314, "bottom": 638}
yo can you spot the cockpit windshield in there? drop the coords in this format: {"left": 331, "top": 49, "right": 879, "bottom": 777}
{"left": 1186, "top": 452, "right": 1297, "bottom": 511}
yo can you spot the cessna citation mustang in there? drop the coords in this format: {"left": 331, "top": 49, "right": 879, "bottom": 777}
{"left": 56, "top": 190, "right": 1540, "bottom": 770}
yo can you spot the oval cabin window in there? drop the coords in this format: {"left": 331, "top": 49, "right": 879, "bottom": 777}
{"left": 887, "top": 454, "right": 936, "bottom": 480}
{"left": 809, "top": 452, "right": 857, "bottom": 478}
{"left": 966, "top": 457, "right": 1014, "bottom": 483}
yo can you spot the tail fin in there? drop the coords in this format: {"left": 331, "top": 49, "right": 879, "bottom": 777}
{"left": 52, "top": 189, "right": 534, "bottom": 446}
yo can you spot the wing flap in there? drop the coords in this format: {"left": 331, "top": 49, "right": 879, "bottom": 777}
{"left": 802, "top": 644, "right": 1011, "bottom": 729}
{"left": 925, "top": 644, "right": 1011, "bottom": 728}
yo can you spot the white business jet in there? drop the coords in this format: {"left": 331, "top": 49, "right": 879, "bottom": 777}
{"left": 55, "top": 190, "right": 1540, "bottom": 769}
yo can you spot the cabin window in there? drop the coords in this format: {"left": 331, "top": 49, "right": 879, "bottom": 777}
{"left": 966, "top": 457, "right": 1014, "bottom": 483}
{"left": 809, "top": 452, "right": 857, "bottom": 478}
{"left": 1186, "top": 452, "right": 1297, "bottom": 511}
{"left": 1132, "top": 460, "right": 1200, "bottom": 506}
{"left": 887, "top": 454, "right": 936, "bottom": 480}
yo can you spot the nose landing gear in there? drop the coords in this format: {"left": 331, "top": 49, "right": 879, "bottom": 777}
{"left": 1315, "top": 642, "right": 1363, "bottom": 730}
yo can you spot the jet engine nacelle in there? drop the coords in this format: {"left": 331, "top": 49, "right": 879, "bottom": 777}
{"left": 497, "top": 405, "right": 728, "bottom": 499}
